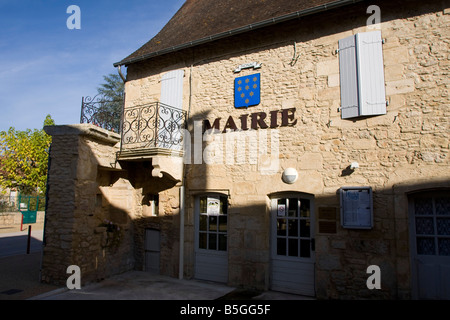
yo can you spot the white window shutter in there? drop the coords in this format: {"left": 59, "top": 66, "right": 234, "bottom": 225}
{"left": 356, "top": 31, "right": 386, "bottom": 116}
{"left": 338, "top": 35, "right": 360, "bottom": 119}
{"left": 160, "top": 69, "right": 184, "bottom": 110}
{"left": 159, "top": 69, "right": 184, "bottom": 149}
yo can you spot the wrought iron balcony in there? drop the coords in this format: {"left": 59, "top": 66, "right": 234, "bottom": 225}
{"left": 80, "top": 94, "right": 123, "bottom": 133}
{"left": 81, "top": 95, "right": 187, "bottom": 159}
{"left": 118, "top": 102, "right": 187, "bottom": 158}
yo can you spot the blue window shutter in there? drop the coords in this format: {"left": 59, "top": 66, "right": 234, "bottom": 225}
{"left": 338, "top": 35, "right": 360, "bottom": 119}
{"left": 356, "top": 31, "right": 387, "bottom": 116}
{"left": 160, "top": 69, "right": 184, "bottom": 109}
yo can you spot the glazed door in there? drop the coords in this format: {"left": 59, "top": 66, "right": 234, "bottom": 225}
{"left": 409, "top": 191, "right": 450, "bottom": 299}
{"left": 194, "top": 195, "right": 228, "bottom": 283}
{"left": 271, "top": 195, "right": 315, "bottom": 296}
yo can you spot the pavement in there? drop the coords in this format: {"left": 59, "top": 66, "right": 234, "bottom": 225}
{"left": 0, "top": 227, "right": 312, "bottom": 301}
{"left": 31, "top": 271, "right": 312, "bottom": 300}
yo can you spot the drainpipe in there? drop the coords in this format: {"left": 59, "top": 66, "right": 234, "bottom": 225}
{"left": 179, "top": 185, "right": 185, "bottom": 279}
{"left": 117, "top": 65, "right": 126, "bottom": 83}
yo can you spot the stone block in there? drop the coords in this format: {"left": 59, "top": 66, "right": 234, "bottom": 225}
{"left": 317, "top": 254, "right": 341, "bottom": 270}
{"left": 386, "top": 78, "right": 415, "bottom": 95}
{"left": 316, "top": 59, "right": 339, "bottom": 76}
{"left": 327, "top": 74, "right": 340, "bottom": 87}
{"left": 298, "top": 152, "right": 323, "bottom": 170}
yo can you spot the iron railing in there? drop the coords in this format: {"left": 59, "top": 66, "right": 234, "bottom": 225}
{"left": 121, "top": 102, "right": 187, "bottom": 152}
{"left": 0, "top": 194, "right": 45, "bottom": 213}
{"left": 80, "top": 94, "right": 123, "bottom": 133}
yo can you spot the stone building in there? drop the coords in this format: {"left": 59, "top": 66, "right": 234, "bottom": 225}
{"left": 41, "top": 0, "right": 450, "bottom": 299}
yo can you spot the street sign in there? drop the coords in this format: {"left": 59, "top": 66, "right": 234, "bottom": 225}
{"left": 22, "top": 211, "right": 37, "bottom": 224}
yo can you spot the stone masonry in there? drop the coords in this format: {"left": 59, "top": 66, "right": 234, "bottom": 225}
{"left": 41, "top": 0, "right": 449, "bottom": 299}
{"left": 123, "top": 0, "right": 449, "bottom": 299}
{"left": 42, "top": 124, "right": 183, "bottom": 285}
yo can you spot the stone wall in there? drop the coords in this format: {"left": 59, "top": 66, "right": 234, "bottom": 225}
{"left": 42, "top": 124, "right": 184, "bottom": 285}
{"left": 0, "top": 211, "right": 45, "bottom": 227}
{"left": 123, "top": 0, "right": 449, "bottom": 298}
{"left": 41, "top": 124, "right": 135, "bottom": 285}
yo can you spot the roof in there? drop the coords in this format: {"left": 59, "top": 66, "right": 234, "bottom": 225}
{"left": 114, "top": 0, "right": 363, "bottom": 67}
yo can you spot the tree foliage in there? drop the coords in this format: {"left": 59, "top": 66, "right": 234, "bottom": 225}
{"left": 97, "top": 73, "right": 124, "bottom": 102}
{"left": 95, "top": 73, "right": 124, "bottom": 131}
{"left": 0, "top": 115, "right": 55, "bottom": 195}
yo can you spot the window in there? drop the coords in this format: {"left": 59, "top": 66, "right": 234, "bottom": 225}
{"left": 338, "top": 31, "right": 387, "bottom": 119}
{"left": 275, "top": 197, "right": 312, "bottom": 258}
{"left": 198, "top": 195, "right": 228, "bottom": 251}
{"left": 412, "top": 193, "right": 450, "bottom": 256}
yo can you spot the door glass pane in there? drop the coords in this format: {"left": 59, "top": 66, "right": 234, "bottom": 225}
{"left": 416, "top": 217, "right": 434, "bottom": 235}
{"left": 415, "top": 198, "right": 433, "bottom": 215}
{"left": 300, "top": 199, "right": 310, "bottom": 217}
{"left": 199, "top": 233, "right": 207, "bottom": 249}
{"left": 417, "top": 237, "right": 435, "bottom": 255}
{"left": 437, "top": 218, "right": 450, "bottom": 235}
{"left": 300, "top": 220, "right": 310, "bottom": 237}
{"left": 277, "top": 238, "right": 286, "bottom": 255}
{"left": 218, "top": 234, "right": 227, "bottom": 251}
{"left": 288, "top": 239, "right": 298, "bottom": 257}
{"left": 438, "top": 238, "right": 450, "bottom": 256}
{"left": 208, "top": 233, "right": 217, "bottom": 250}
{"left": 221, "top": 196, "right": 228, "bottom": 215}
{"left": 435, "top": 197, "right": 450, "bottom": 215}
{"left": 277, "top": 219, "right": 286, "bottom": 236}
{"left": 209, "top": 216, "right": 217, "bottom": 231}
{"left": 200, "top": 196, "right": 207, "bottom": 213}
{"left": 288, "top": 219, "right": 298, "bottom": 237}
{"left": 288, "top": 198, "right": 298, "bottom": 217}
{"left": 198, "top": 195, "right": 228, "bottom": 252}
{"left": 277, "top": 198, "right": 286, "bottom": 217}
{"left": 219, "top": 216, "right": 227, "bottom": 232}
{"left": 199, "top": 215, "right": 207, "bottom": 231}
{"left": 300, "top": 239, "right": 311, "bottom": 258}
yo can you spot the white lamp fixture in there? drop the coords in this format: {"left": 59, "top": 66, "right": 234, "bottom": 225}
{"left": 350, "top": 162, "right": 359, "bottom": 170}
{"left": 282, "top": 168, "right": 298, "bottom": 184}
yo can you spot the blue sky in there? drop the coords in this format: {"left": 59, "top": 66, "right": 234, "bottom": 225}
{"left": 0, "top": 0, "right": 185, "bottom": 132}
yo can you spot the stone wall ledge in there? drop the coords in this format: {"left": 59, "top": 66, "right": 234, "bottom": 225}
{"left": 44, "top": 124, "right": 121, "bottom": 146}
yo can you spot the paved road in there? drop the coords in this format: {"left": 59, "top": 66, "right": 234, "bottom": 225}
{"left": 0, "top": 229, "right": 44, "bottom": 258}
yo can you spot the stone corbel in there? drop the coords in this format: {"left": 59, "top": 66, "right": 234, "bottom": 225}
{"left": 151, "top": 156, "right": 183, "bottom": 182}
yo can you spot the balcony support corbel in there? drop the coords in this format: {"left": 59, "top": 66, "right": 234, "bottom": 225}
{"left": 151, "top": 155, "right": 184, "bottom": 182}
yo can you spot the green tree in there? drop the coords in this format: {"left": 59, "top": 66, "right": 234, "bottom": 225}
{"left": 0, "top": 115, "right": 55, "bottom": 195}
{"left": 96, "top": 73, "right": 124, "bottom": 131}
{"left": 97, "top": 73, "right": 124, "bottom": 102}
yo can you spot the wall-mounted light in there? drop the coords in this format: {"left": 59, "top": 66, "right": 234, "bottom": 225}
{"left": 350, "top": 162, "right": 359, "bottom": 170}
{"left": 282, "top": 168, "right": 298, "bottom": 184}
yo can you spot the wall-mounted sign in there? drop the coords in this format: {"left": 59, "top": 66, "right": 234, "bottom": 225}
{"left": 203, "top": 107, "right": 297, "bottom": 133}
{"left": 340, "top": 187, "right": 373, "bottom": 229}
{"left": 207, "top": 196, "right": 221, "bottom": 215}
{"left": 277, "top": 204, "right": 286, "bottom": 217}
{"left": 234, "top": 62, "right": 262, "bottom": 73}
{"left": 234, "top": 73, "right": 260, "bottom": 108}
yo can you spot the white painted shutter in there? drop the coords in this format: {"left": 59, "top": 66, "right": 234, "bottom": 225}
{"left": 338, "top": 35, "right": 360, "bottom": 119}
{"left": 160, "top": 69, "right": 184, "bottom": 110}
{"left": 339, "top": 31, "right": 386, "bottom": 119}
{"left": 159, "top": 69, "right": 184, "bottom": 149}
{"left": 356, "top": 31, "right": 387, "bottom": 117}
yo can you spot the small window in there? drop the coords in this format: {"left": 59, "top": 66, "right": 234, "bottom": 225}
{"left": 338, "top": 31, "right": 387, "bottom": 119}
{"left": 146, "top": 194, "right": 159, "bottom": 217}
